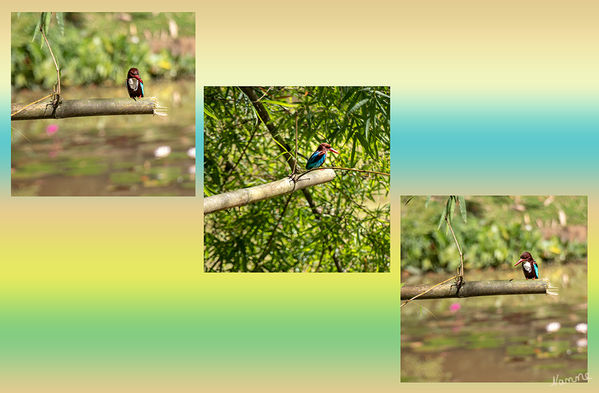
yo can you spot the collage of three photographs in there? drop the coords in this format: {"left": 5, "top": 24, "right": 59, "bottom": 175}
{"left": 10, "top": 11, "right": 588, "bottom": 384}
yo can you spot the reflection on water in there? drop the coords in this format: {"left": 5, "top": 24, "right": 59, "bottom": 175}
{"left": 401, "top": 262, "right": 587, "bottom": 382}
{"left": 11, "top": 80, "right": 195, "bottom": 196}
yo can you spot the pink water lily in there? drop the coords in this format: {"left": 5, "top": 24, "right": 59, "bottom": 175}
{"left": 46, "top": 124, "right": 59, "bottom": 136}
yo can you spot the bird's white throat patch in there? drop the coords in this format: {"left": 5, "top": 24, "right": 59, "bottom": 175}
{"left": 128, "top": 78, "right": 139, "bottom": 90}
{"left": 523, "top": 261, "right": 532, "bottom": 273}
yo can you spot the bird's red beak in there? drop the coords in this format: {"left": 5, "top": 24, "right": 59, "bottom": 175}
{"left": 514, "top": 258, "right": 524, "bottom": 267}
{"left": 328, "top": 147, "right": 339, "bottom": 154}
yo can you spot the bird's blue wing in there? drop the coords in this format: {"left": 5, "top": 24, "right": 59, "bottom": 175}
{"left": 140, "top": 81, "right": 144, "bottom": 97}
{"left": 306, "top": 151, "right": 325, "bottom": 169}
{"left": 533, "top": 262, "right": 539, "bottom": 278}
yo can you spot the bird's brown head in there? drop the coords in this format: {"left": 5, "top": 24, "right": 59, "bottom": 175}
{"left": 514, "top": 251, "right": 534, "bottom": 266}
{"left": 127, "top": 68, "right": 139, "bottom": 78}
{"left": 318, "top": 143, "right": 339, "bottom": 154}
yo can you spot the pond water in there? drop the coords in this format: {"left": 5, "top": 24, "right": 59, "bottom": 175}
{"left": 11, "top": 80, "right": 195, "bottom": 196}
{"left": 401, "top": 262, "right": 587, "bottom": 382}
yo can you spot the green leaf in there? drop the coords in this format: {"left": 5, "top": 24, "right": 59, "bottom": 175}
{"left": 374, "top": 90, "right": 390, "bottom": 99}
{"left": 42, "top": 12, "right": 50, "bottom": 32}
{"left": 449, "top": 196, "right": 456, "bottom": 222}
{"left": 56, "top": 12, "right": 64, "bottom": 36}
{"left": 261, "top": 99, "right": 299, "bottom": 108}
{"left": 348, "top": 98, "right": 369, "bottom": 114}
{"left": 437, "top": 208, "right": 447, "bottom": 231}
{"left": 458, "top": 196, "right": 467, "bottom": 223}
{"left": 204, "top": 106, "right": 218, "bottom": 120}
{"left": 32, "top": 13, "right": 42, "bottom": 43}
{"left": 350, "top": 135, "right": 357, "bottom": 167}
{"left": 339, "top": 88, "right": 356, "bottom": 105}
{"left": 424, "top": 196, "right": 432, "bottom": 208}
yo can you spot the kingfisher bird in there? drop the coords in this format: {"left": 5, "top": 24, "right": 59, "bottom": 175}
{"left": 126, "top": 68, "right": 144, "bottom": 100}
{"left": 305, "top": 143, "right": 339, "bottom": 170}
{"left": 514, "top": 251, "right": 539, "bottom": 280}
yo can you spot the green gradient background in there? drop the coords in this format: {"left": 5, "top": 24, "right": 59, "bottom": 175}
{"left": 2, "top": 1, "right": 597, "bottom": 392}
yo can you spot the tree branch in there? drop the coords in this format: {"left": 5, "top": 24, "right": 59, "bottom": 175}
{"left": 40, "top": 21, "right": 61, "bottom": 105}
{"left": 401, "top": 279, "right": 556, "bottom": 300}
{"left": 328, "top": 166, "right": 390, "bottom": 176}
{"left": 11, "top": 98, "right": 166, "bottom": 120}
{"left": 446, "top": 214, "right": 464, "bottom": 279}
{"left": 239, "top": 87, "right": 296, "bottom": 169}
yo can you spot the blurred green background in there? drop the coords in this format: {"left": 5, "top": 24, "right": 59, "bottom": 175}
{"left": 12, "top": 12, "right": 194, "bottom": 90}
{"left": 401, "top": 196, "right": 587, "bottom": 274}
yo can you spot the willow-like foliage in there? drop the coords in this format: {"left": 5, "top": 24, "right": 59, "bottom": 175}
{"left": 204, "top": 86, "right": 390, "bottom": 272}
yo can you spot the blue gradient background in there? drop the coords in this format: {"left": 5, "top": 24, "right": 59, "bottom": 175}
{"left": 395, "top": 100, "right": 599, "bottom": 191}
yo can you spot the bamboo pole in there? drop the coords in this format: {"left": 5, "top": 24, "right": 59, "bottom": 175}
{"left": 401, "top": 279, "right": 554, "bottom": 300}
{"left": 204, "top": 169, "right": 336, "bottom": 214}
{"left": 11, "top": 98, "right": 166, "bottom": 120}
